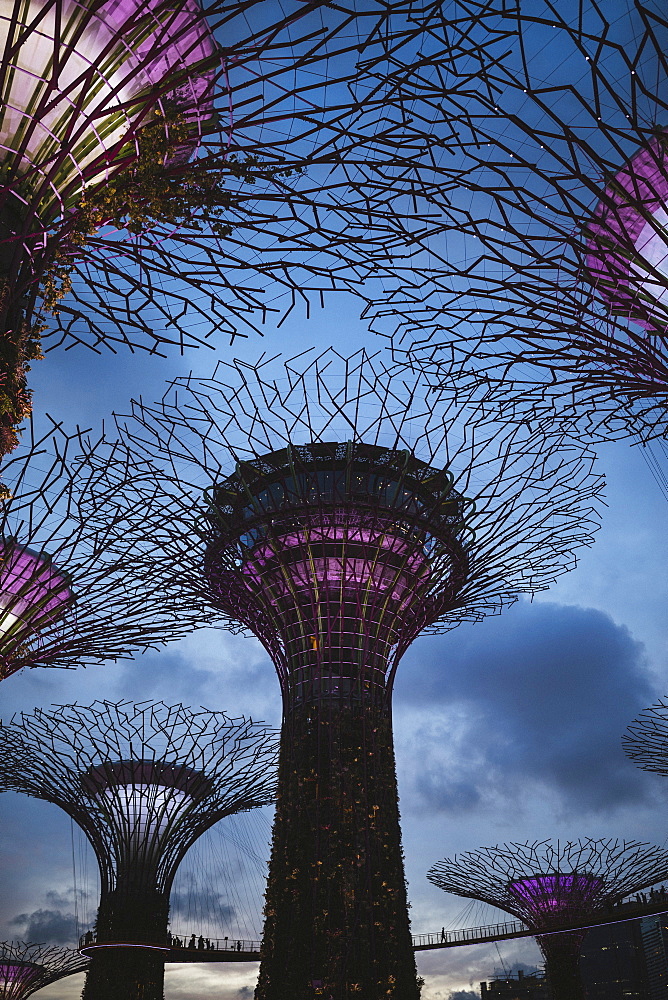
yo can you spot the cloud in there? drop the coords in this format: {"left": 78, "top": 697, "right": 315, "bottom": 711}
{"left": 448, "top": 993, "right": 479, "bottom": 1000}
{"left": 45, "top": 888, "right": 90, "bottom": 908}
{"left": 9, "top": 907, "right": 77, "bottom": 944}
{"left": 170, "top": 891, "right": 235, "bottom": 925}
{"left": 116, "top": 629, "right": 281, "bottom": 728}
{"left": 394, "top": 600, "right": 660, "bottom": 816}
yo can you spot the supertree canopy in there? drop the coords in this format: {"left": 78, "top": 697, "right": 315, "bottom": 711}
{"left": 0, "top": 0, "right": 216, "bottom": 221}
{"left": 361, "top": 0, "right": 668, "bottom": 442}
{"left": 102, "top": 347, "right": 603, "bottom": 999}
{"left": 0, "top": 0, "right": 456, "bottom": 455}
{"left": 0, "top": 418, "right": 211, "bottom": 681}
{"left": 0, "top": 941, "right": 88, "bottom": 999}
{"left": 0, "top": 700, "right": 277, "bottom": 1000}
{"left": 0, "top": 0, "right": 217, "bottom": 452}
{"left": 623, "top": 697, "right": 668, "bottom": 774}
{"left": 585, "top": 131, "right": 668, "bottom": 336}
{"left": 427, "top": 838, "right": 668, "bottom": 1000}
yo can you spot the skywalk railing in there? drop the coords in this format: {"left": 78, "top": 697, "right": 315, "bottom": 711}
{"left": 79, "top": 894, "right": 668, "bottom": 959}
{"left": 412, "top": 919, "right": 527, "bottom": 950}
{"left": 79, "top": 931, "right": 262, "bottom": 955}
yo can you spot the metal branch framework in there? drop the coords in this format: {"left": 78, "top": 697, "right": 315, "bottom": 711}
{"left": 0, "top": 0, "right": 460, "bottom": 453}
{"left": 428, "top": 838, "right": 668, "bottom": 1000}
{"left": 98, "top": 347, "right": 604, "bottom": 1000}
{"left": 0, "top": 942, "right": 88, "bottom": 1000}
{"left": 0, "top": 418, "right": 213, "bottom": 680}
{"left": 114, "top": 347, "right": 603, "bottom": 643}
{"left": 623, "top": 697, "right": 668, "bottom": 773}
{"left": 0, "top": 700, "right": 277, "bottom": 1000}
{"left": 360, "top": 1, "right": 668, "bottom": 442}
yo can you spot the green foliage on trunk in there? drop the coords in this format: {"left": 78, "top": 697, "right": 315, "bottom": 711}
{"left": 257, "top": 700, "right": 420, "bottom": 1000}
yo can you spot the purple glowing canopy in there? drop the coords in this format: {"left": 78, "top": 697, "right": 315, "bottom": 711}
{"left": 0, "top": 0, "right": 218, "bottom": 218}
{"left": 240, "top": 521, "right": 431, "bottom": 605}
{"left": 0, "top": 944, "right": 87, "bottom": 999}
{"left": 0, "top": 960, "right": 41, "bottom": 987}
{"left": 101, "top": 0, "right": 217, "bottom": 100}
{"left": 585, "top": 131, "right": 668, "bottom": 331}
{"left": 0, "top": 540, "right": 73, "bottom": 642}
{"left": 508, "top": 874, "right": 602, "bottom": 925}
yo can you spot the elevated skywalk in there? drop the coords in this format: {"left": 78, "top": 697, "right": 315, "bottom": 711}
{"left": 78, "top": 895, "right": 668, "bottom": 963}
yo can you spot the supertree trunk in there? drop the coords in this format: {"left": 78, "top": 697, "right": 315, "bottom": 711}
{"left": 539, "top": 932, "right": 587, "bottom": 1000}
{"left": 82, "top": 885, "right": 170, "bottom": 1000}
{"left": 0, "top": 198, "right": 44, "bottom": 457}
{"left": 257, "top": 694, "right": 419, "bottom": 1000}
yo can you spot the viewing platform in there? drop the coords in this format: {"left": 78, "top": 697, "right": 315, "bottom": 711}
{"left": 79, "top": 933, "right": 262, "bottom": 963}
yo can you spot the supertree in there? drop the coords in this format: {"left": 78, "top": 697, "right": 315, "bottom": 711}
{"left": 99, "top": 347, "right": 603, "bottom": 1000}
{"left": 0, "top": 700, "right": 277, "bottom": 1000}
{"left": 427, "top": 839, "right": 668, "bottom": 1000}
{"left": 360, "top": 1, "right": 668, "bottom": 443}
{"left": 0, "top": 942, "right": 88, "bottom": 999}
{"left": 0, "top": 0, "right": 444, "bottom": 455}
{"left": 0, "top": 417, "right": 215, "bottom": 681}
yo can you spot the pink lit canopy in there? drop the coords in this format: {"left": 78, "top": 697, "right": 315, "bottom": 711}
{"left": 586, "top": 132, "right": 668, "bottom": 333}
{"left": 508, "top": 874, "right": 602, "bottom": 926}
{"left": 0, "top": 540, "right": 73, "bottom": 648}
{"left": 0, "top": 0, "right": 218, "bottom": 220}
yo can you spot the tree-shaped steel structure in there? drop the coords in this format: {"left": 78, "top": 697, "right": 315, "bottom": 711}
{"left": 104, "top": 347, "right": 603, "bottom": 999}
{"left": 0, "top": 418, "right": 210, "bottom": 681}
{"left": 0, "top": 941, "right": 88, "bottom": 1000}
{"left": 0, "top": 0, "right": 437, "bottom": 453}
{"left": 361, "top": 1, "right": 668, "bottom": 442}
{"left": 0, "top": 700, "right": 277, "bottom": 1000}
{"left": 427, "top": 839, "right": 668, "bottom": 1000}
{"left": 623, "top": 698, "right": 668, "bottom": 776}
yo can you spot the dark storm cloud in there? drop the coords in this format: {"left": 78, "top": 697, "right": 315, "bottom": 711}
{"left": 448, "top": 992, "right": 479, "bottom": 1000}
{"left": 115, "top": 632, "right": 281, "bottom": 727}
{"left": 45, "top": 889, "right": 90, "bottom": 908}
{"left": 394, "top": 600, "right": 661, "bottom": 815}
{"left": 9, "top": 907, "right": 77, "bottom": 943}
{"left": 170, "top": 884, "right": 235, "bottom": 924}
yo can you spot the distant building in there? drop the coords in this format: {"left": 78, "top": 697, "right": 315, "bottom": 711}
{"left": 640, "top": 916, "right": 668, "bottom": 999}
{"left": 480, "top": 916, "right": 657, "bottom": 1000}
{"left": 480, "top": 970, "right": 549, "bottom": 998}
{"left": 580, "top": 921, "right": 649, "bottom": 999}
